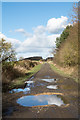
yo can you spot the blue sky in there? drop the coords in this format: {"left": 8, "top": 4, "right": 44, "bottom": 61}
{"left": 2, "top": 0, "right": 78, "bottom": 2}
{"left": 2, "top": 2, "right": 73, "bottom": 40}
{"left": 1, "top": 2, "right": 74, "bottom": 59}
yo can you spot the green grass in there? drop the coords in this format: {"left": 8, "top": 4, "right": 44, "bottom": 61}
{"left": 50, "top": 63, "right": 69, "bottom": 77}
{"left": 50, "top": 63, "right": 78, "bottom": 83}
{"left": 10, "top": 64, "right": 42, "bottom": 88}
{"left": 28, "top": 63, "right": 42, "bottom": 74}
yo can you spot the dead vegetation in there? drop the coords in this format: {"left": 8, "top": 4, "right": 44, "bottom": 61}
{"left": 52, "top": 3, "right": 79, "bottom": 81}
{"left": 54, "top": 23, "right": 78, "bottom": 67}
{"left": 2, "top": 60, "right": 39, "bottom": 92}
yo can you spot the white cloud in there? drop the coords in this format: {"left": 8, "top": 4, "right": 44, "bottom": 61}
{"left": 0, "top": 31, "right": 59, "bottom": 59}
{"left": 47, "top": 16, "right": 68, "bottom": 34}
{"left": 15, "top": 32, "right": 60, "bottom": 59}
{"left": 48, "top": 96, "right": 64, "bottom": 106}
{"left": 0, "top": 32, "right": 22, "bottom": 48}
{"left": 1, "top": 16, "right": 69, "bottom": 59}
{"left": 15, "top": 28, "right": 32, "bottom": 38}
{"left": 6, "top": 38, "right": 22, "bottom": 48}
{"left": 47, "top": 34, "right": 60, "bottom": 47}
{"left": 15, "top": 28, "right": 25, "bottom": 33}
{"left": 0, "top": 32, "right": 6, "bottom": 40}
{"left": 33, "top": 25, "right": 46, "bottom": 35}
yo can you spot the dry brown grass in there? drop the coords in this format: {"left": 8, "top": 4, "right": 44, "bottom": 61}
{"left": 54, "top": 23, "right": 78, "bottom": 67}
{"left": 2, "top": 60, "right": 39, "bottom": 91}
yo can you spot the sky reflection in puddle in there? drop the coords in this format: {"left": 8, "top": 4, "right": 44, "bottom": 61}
{"left": 17, "top": 94, "right": 65, "bottom": 107}
{"left": 47, "top": 85, "right": 58, "bottom": 89}
{"left": 9, "top": 88, "right": 30, "bottom": 94}
{"left": 41, "top": 78, "right": 56, "bottom": 82}
{"left": 26, "top": 81, "right": 34, "bottom": 88}
{"left": 9, "top": 80, "right": 34, "bottom": 94}
{"left": 25, "top": 81, "right": 34, "bottom": 84}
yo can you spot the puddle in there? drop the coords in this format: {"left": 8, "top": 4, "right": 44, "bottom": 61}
{"left": 47, "top": 85, "right": 58, "bottom": 89}
{"left": 9, "top": 80, "right": 34, "bottom": 94}
{"left": 17, "top": 94, "right": 65, "bottom": 107}
{"left": 25, "top": 81, "right": 34, "bottom": 84}
{"left": 9, "top": 87, "right": 30, "bottom": 94}
{"left": 41, "top": 78, "right": 56, "bottom": 83}
{"left": 29, "top": 76, "right": 34, "bottom": 80}
{"left": 25, "top": 80, "right": 34, "bottom": 88}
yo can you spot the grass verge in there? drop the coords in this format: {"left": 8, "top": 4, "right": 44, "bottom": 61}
{"left": 10, "top": 64, "right": 42, "bottom": 89}
{"left": 50, "top": 63, "right": 78, "bottom": 83}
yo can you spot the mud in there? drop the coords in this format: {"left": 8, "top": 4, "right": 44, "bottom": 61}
{"left": 2, "top": 63, "right": 78, "bottom": 118}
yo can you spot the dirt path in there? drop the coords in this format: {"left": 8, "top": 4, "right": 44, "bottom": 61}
{"left": 2, "top": 63, "right": 78, "bottom": 118}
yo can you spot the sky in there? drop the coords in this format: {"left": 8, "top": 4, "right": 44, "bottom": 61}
{"left": 1, "top": 2, "right": 74, "bottom": 59}
{"left": 1, "top": 0, "right": 78, "bottom": 2}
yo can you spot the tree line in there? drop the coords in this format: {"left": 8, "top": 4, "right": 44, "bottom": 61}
{"left": 53, "top": 3, "right": 79, "bottom": 67}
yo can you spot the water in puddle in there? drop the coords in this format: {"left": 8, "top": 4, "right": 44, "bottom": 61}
{"left": 25, "top": 81, "right": 34, "bottom": 84}
{"left": 9, "top": 87, "right": 30, "bottom": 94}
{"left": 17, "top": 94, "right": 65, "bottom": 107}
{"left": 47, "top": 85, "right": 58, "bottom": 89}
{"left": 9, "top": 80, "right": 34, "bottom": 94}
{"left": 30, "top": 76, "right": 34, "bottom": 80}
{"left": 26, "top": 81, "right": 34, "bottom": 88}
{"left": 41, "top": 78, "right": 56, "bottom": 82}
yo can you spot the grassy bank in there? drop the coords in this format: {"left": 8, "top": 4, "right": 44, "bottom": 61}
{"left": 50, "top": 23, "right": 78, "bottom": 83}
{"left": 3, "top": 63, "right": 42, "bottom": 91}
{"left": 50, "top": 63, "right": 78, "bottom": 83}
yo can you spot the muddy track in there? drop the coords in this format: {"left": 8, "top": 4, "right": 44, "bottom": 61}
{"left": 2, "top": 63, "right": 78, "bottom": 118}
